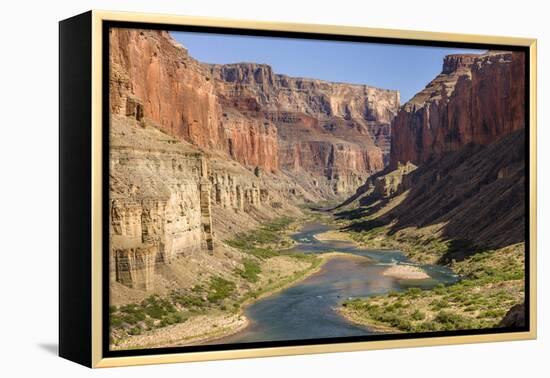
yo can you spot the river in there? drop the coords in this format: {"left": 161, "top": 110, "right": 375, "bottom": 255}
{"left": 208, "top": 221, "right": 458, "bottom": 344}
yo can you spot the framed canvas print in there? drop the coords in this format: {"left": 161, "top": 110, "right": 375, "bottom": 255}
{"left": 59, "top": 10, "right": 537, "bottom": 368}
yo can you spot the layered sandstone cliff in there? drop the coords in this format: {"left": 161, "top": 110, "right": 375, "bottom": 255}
{"left": 109, "top": 114, "right": 211, "bottom": 289}
{"left": 390, "top": 51, "right": 525, "bottom": 167}
{"left": 110, "top": 28, "right": 399, "bottom": 197}
{"left": 209, "top": 63, "right": 398, "bottom": 124}
{"left": 210, "top": 63, "right": 399, "bottom": 194}
{"left": 109, "top": 28, "right": 279, "bottom": 173}
{"left": 109, "top": 109, "right": 315, "bottom": 291}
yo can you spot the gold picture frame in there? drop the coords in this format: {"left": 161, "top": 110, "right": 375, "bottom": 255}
{"left": 59, "top": 9, "right": 537, "bottom": 368}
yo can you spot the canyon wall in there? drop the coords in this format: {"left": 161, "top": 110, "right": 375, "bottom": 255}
{"left": 341, "top": 50, "right": 527, "bottom": 253}
{"left": 110, "top": 28, "right": 399, "bottom": 198}
{"left": 109, "top": 28, "right": 279, "bottom": 173}
{"left": 109, "top": 113, "right": 307, "bottom": 290}
{"left": 389, "top": 129, "right": 525, "bottom": 251}
{"left": 210, "top": 63, "right": 400, "bottom": 194}
{"left": 390, "top": 51, "right": 525, "bottom": 167}
{"left": 109, "top": 115, "right": 211, "bottom": 289}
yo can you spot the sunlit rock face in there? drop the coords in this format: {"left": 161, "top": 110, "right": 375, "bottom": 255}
{"left": 210, "top": 63, "right": 400, "bottom": 194}
{"left": 390, "top": 51, "right": 525, "bottom": 168}
{"left": 110, "top": 27, "right": 399, "bottom": 197}
{"left": 109, "top": 29, "right": 280, "bottom": 173}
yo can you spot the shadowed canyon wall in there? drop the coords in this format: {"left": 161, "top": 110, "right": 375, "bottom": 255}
{"left": 340, "top": 50, "right": 526, "bottom": 254}
{"left": 390, "top": 51, "right": 525, "bottom": 168}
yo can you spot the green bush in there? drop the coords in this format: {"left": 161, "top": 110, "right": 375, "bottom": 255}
{"left": 478, "top": 309, "right": 506, "bottom": 318}
{"left": 225, "top": 217, "right": 293, "bottom": 259}
{"left": 430, "top": 299, "right": 450, "bottom": 310}
{"left": 236, "top": 259, "right": 262, "bottom": 282}
{"left": 171, "top": 291, "right": 206, "bottom": 309}
{"left": 164, "top": 312, "right": 187, "bottom": 325}
{"left": 127, "top": 327, "right": 142, "bottom": 336}
{"left": 433, "top": 284, "right": 447, "bottom": 295}
{"left": 434, "top": 311, "right": 470, "bottom": 330}
{"left": 207, "top": 277, "right": 236, "bottom": 303}
{"left": 405, "top": 288, "right": 422, "bottom": 297}
{"left": 142, "top": 295, "right": 176, "bottom": 319}
{"left": 121, "top": 311, "right": 145, "bottom": 324}
{"left": 110, "top": 314, "right": 123, "bottom": 327}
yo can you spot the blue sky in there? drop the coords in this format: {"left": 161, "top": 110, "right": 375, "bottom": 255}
{"left": 171, "top": 31, "right": 485, "bottom": 103}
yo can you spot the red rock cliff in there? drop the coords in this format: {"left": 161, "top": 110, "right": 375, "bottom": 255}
{"left": 110, "top": 29, "right": 400, "bottom": 197}
{"left": 390, "top": 51, "right": 525, "bottom": 167}
{"left": 210, "top": 63, "right": 400, "bottom": 194}
{"left": 109, "top": 28, "right": 279, "bottom": 172}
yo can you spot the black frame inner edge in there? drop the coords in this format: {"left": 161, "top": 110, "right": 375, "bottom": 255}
{"left": 101, "top": 20, "right": 531, "bottom": 359}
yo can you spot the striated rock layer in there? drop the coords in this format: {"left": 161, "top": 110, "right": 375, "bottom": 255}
{"left": 110, "top": 28, "right": 399, "bottom": 197}
{"left": 109, "top": 28, "right": 279, "bottom": 173}
{"left": 390, "top": 51, "right": 525, "bottom": 168}
{"left": 109, "top": 114, "right": 310, "bottom": 290}
{"left": 210, "top": 63, "right": 399, "bottom": 194}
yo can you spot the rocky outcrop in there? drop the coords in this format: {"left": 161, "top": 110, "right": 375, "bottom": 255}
{"left": 109, "top": 114, "right": 212, "bottom": 289}
{"left": 498, "top": 303, "right": 526, "bottom": 328}
{"left": 372, "top": 162, "right": 417, "bottom": 198}
{"left": 109, "top": 114, "right": 307, "bottom": 291}
{"left": 390, "top": 51, "right": 525, "bottom": 167}
{"left": 114, "top": 246, "right": 157, "bottom": 290}
{"left": 211, "top": 63, "right": 400, "bottom": 194}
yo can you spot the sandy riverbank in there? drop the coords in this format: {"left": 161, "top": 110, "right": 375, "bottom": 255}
{"left": 315, "top": 229, "right": 355, "bottom": 242}
{"left": 382, "top": 264, "right": 430, "bottom": 280}
{"left": 111, "top": 312, "right": 249, "bottom": 350}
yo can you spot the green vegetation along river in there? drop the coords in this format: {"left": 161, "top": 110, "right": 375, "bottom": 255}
{"left": 208, "top": 221, "right": 459, "bottom": 344}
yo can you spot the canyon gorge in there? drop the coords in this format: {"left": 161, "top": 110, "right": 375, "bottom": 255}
{"left": 109, "top": 28, "right": 400, "bottom": 292}
{"left": 107, "top": 27, "right": 527, "bottom": 346}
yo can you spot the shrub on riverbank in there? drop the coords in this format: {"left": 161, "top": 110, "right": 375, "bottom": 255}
{"left": 225, "top": 217, "right": 294, "bottom": 259}
{"left": 341, "top": 243, "right": 525, "bottom": 333}
{"left": 110, "top": 295, "right": 189, "bottom": 338}
{"left": 236, "top": 258, "right": 262, "bottom": 283}
{"left": 207, "top": 276, "right": 237, "bottom": 303}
